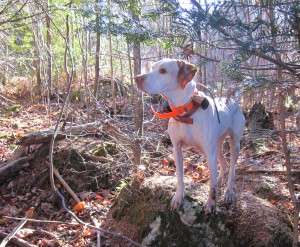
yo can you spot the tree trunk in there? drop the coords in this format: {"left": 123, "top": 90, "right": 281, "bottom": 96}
{"left": 46, "top": 0, "right": 52, "bottom": 97}
{"left": 94, "top": 0, "right": 101, "bottom": 104}
{"left": 108, "top": 0, "right": 116, "bottom": 116}
{"left": 127, "top": 43, "right": 134, "bottom": 103}
{"left": 131, "top": 1, "right": 143, "bottom": 169}
{"left": 109, "top": 33, "right": 116, "bottom": 115}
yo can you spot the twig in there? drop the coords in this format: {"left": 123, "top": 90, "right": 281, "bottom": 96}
{"left": 237, "top": 168, "right": 287, "bottom": 174}
{"left": 53, "top": 167, "right": 80, "bottom": 204}
{"left": 91, "top": 216, "right": 101, "bottom": 247}
{"left": 0, "top": 231, "right": 36, "bottom": 247}
{"left": 0, "top": 219, "right": 27, "bottom": 247}
{"left": 0, "top": 93, "right": 15, "bottom": 104}
{"left": 3, "top": 216, "right": 80, "bottom": 225}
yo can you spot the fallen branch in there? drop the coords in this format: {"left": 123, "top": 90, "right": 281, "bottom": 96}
{"left": 91, "top": 215, "right": 101, "bottom": 247}
{"left": 0, "top": 157, "right": 31, "bottom": 185}
{"left": 3, "top": 216, "right": 79, "bottom": 225}
{"left": 0, "top": 219, "right": 28, "bottom": 247}
{"left": 16, "top": 121, "right": 105, "bottom": 146}
{"left": 0, "top": 232, "right": 36, "bottom": 247}
{"left": 53, "top": 167, "right": 81, "bottom": 204}
{"left": 237, "top": 168, "right": 287, "bottom": 174}
{"left": 17, "top": 131, "right": 65, "bottom": 146}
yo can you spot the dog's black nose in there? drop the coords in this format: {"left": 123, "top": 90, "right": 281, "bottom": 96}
{"left": 134, "top": 75, "right": 145, "bottom": 84}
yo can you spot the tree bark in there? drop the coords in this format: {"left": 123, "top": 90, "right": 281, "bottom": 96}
{"left": 94, "top": 0, "right": 101, "bottom": 103}
{"left": 131, "top": 0, "right": 143, "bottom": 169}
{"left": 108, "top": 0, "right": 116, "bottom": 116}
{"left": 46, "top": 0, "right": 52, "bottom": 96}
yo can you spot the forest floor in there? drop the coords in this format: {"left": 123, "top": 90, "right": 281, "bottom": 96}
{"left": 0, "top": 97, "right": 300, "bottom": 246}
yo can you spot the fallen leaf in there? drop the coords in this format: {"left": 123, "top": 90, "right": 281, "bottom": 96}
{"left": 0, "top": 218, "right": 9, "bottom": 225}
{"left": 81, "top": 228, "right": 91, "bottom": 237}
{"left": 195, "top": 165, "right": 207, "bottom": 173}
{"left": 15, "top": 130, "right": 25, "bottom": 138}
{"left": 16, "top": 228, "right": 34, "bottom": 238}
{"left": 25, "top": 207, "right": 35, "bottom": 218}
{"left": 73, "top": 202, "right": 85, "bottom": 213}
{"left": 270, "top": 199, "right": 277, "bottom": 205}
{"left": 95, "top": 195, "right": 104, "bottom": 201}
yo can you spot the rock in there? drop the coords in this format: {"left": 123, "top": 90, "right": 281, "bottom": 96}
{"left": 108, "top": 176, "right": 292, "bottom": 247}
{"left": 247, "top": 102, "right": 274, "bottom": 130}
{"left": 91, "top": 142, "right": 118, "bottom": 157}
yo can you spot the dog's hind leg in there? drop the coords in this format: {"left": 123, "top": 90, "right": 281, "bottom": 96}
{"left": 217, "top": 134, "right": 228, "bottom": 188}
{"left": 224, "top": 108, "right": 244, "bottom": 202}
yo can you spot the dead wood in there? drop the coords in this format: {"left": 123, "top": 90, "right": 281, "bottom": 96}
{"left": 53, "top": 167, "right": 80, "bottom": 204}
{"left": 0, "top": 231, "right": 36, "bottom": 247}
{"left": 0, "top": 157, "right": 32, "bottom": 185}
{"left": 16, "top": 131, "right": 65, "bottom": 146}
{"left": 16, "top": 121, "right": 113, "bottom": 146}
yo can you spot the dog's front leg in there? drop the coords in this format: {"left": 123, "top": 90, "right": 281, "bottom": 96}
{"left": 170, "top": 144, "right": 184, "bottom": 211}
{"left": 205, "top": 150, "right": 218, "bottom": 214}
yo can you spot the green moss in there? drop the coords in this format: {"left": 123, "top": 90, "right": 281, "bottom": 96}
{"left": 69, "top": 89, "right": 85, "bottom": 102}
{"left": 5, "top": 104, "right": 22, "bottom": 113}
{"left": 0, "top": 118, "right": 10, "bottom": 122}
{"left": 256, "top": 183, "right": 271, "bottom": 193}
{"left": 91, "top": 142, "right": 118, "bottom": 158}
{"left": 247, "top": 139, "right": 268, "bottom": 152}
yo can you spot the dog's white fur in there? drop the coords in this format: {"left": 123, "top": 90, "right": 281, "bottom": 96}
{"left": 135, "top": 58, "right": 245, "bottom": 213}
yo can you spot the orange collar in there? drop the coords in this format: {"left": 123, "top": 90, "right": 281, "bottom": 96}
{"left": 151, "top": 99, "right": 195, "bottom": 119}
{"left": 152, "top": 90, "right": 200, "bottom": 120}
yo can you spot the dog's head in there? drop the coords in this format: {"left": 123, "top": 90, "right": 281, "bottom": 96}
{"left": 135, "top": 59, "right": 197, "bottom": 94}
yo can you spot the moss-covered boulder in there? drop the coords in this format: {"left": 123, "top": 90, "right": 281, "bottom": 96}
{"left": 108, "top": 176, "right": 292, "bottom": 247}
{"left": 247, "top": 102, "right": 274, "bottom": 130}
{"left": 91, "top": 142, "right": 118, "bottom": 158}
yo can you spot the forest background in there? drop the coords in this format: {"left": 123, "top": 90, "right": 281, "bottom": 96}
{"left": 0, "top": 0, "right": 300, "bottom": 246}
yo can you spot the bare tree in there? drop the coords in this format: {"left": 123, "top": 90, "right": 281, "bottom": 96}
{"left": 131, "top": 0, "right": 143, "bottom": 169}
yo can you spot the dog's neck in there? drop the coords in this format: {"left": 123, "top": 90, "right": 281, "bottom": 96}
{"left": 162, "top": 80, "right": 196, "bottom": 107}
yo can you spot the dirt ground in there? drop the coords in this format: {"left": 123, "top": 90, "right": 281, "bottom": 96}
{"left": 0, "top": 99, "right": 299, "bottom": 246}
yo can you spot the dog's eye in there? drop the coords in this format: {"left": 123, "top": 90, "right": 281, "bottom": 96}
{"left": 159, "top": 68, "right": 167, "bottom": 74}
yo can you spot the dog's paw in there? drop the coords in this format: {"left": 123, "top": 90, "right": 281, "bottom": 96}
{"left": 205, "top": 199, "right": 216, "bottom": 214}
{"left": 224, "top": 189, "right": 234, "bottom": 203}
{"left": 170, "top": 193, "right": 183, "bottom": 211}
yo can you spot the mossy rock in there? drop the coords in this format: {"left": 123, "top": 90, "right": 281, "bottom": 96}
{"left": 247, "top": 102, "right": 274, "bottom": 130}
{"left": 5, "top": 104, "right": 23, "bottom": 113}
{"left": 108, "top": 176, "right": 293, "bottom": 247}
{"left": 246, "top": 139, "right": 269, "bottom": 153}
{"left": 69, "top": 89, "right": 85, "bottom": 102}
{"left": 256, "top": 183, "right": 272, "bottom": 193}
{"left": 91, "top": 142, "right": 118, "bottom": 158}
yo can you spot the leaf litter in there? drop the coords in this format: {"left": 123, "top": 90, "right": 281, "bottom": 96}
{"left": 0, "top": 99, "right": 299, "bottom": 246}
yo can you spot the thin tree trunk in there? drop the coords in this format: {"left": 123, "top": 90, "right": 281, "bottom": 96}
{"left": 127, "top": 43, "right": 134, "bottom": 104}
{"left": 94, "top": 0, "right": 101, "bottom": 104}
{"left": 131, "top": 0, "right": 143, "bottom": 169}
{"left": 109, "top": 33, "right": 116, "bottom": 115}
{"left": 33, "top": 30, "right": 42, "bottom": 98}
{"left": 274, "top": 16, "right": 299, "bottom": 243}
{"left": 46, "top": 0, "right": 52, "bottom": 96}
{"left": 108, "top": 0, "right": 116, "bottom": 116}
{"left": 279, "top": 94, "right": 299, "bottom": 247}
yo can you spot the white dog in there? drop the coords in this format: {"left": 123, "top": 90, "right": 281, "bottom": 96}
{"left": 135, "top": 58, "right": 245, "bottom": 213}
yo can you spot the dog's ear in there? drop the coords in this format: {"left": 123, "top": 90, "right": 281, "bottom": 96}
{"left": 177, "top": 60, "right": 197, "bottom": 88}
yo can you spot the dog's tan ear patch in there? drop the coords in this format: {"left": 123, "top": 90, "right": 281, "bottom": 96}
{"left": 177, "top": 60, "right": 197, "bottom": 88}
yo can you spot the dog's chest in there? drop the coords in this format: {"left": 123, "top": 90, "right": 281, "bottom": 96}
{"left": 168, "top": 121, "right": 207, "bottom": 151}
